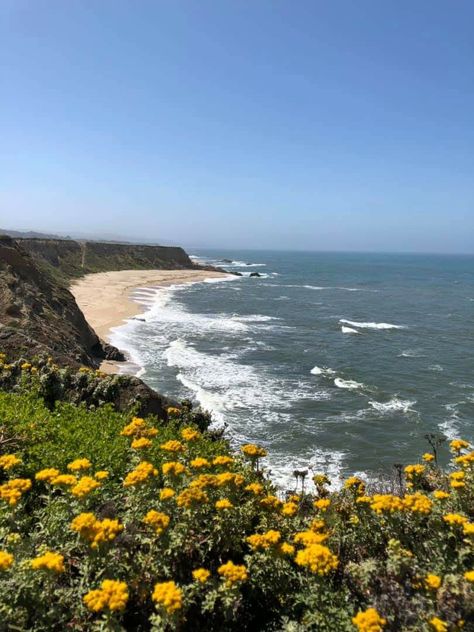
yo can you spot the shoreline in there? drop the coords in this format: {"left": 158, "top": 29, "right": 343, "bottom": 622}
{"left": 70, "top": 268, "right": 232, "bottom": 373}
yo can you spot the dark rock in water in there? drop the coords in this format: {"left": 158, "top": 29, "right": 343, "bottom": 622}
{"left": 232, "top": 271, "right": 243, "bottom": 277}
{"left": 249, "top": 272, "right": 262, "bottom": 277}
{"left": 131, "top": 317, "right": 146, "bottom": 322}
{"left": 221, "top": 258, "right": 233, "bottom": 263}
{"left": 101, "top": 343, "right": 126, "bottom": 362}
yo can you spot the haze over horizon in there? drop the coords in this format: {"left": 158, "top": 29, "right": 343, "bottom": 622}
{"left": 1, "top": 1, "right": 473, "bottom": 254}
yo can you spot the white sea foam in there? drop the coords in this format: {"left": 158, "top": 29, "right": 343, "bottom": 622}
{"left": 340, "top": 319, "right": 405, "bottom": 330}
{"left": 310, "top": 365, "right": 336, "bottom": 376}
{"left": 428, "top": 364, "right": 444, "bottom": 372}
{"left": 334, "top": 377, "right": 365, "bottom": 390}
{"left": 341, "top": 326, "right": 361, "bottom": 334}
{"left": 398, "top": 349, "right": 423, "bottom": 358}
{"left": 369, "top": 398, "right": 416, "bottom": 414}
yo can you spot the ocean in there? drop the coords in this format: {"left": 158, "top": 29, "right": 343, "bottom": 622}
{"left": 109, "top": 250, "right": 474, "bottom": 488}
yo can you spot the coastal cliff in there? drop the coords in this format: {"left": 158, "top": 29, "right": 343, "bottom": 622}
{"left": 17, "top": 237, "right": 198, "bottom": 285}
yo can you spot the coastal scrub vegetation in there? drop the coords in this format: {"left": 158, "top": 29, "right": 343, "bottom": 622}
{"left": 0, "top": 356, "right": 473, "bottom": 631}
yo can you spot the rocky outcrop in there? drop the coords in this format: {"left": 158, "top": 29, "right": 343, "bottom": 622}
{"left": 0, "top": 236, "right": 121, "bottom": 367}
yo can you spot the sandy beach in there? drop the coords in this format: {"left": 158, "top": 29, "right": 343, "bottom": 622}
{"left": 71, "top": 269, "right": 231, "bottom": 372}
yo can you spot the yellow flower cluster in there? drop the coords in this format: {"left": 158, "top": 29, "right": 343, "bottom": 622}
{"left": 422, "top": 453, "right": 435, "bottom": 462}
{"left": 160, "top": 487, "right": 175, "bottom": 500}
{"left": 218, "top": 561, "right": 248, "bottom": 585}
{"left": 241, "top": 443, "right": 267, "bottom": 458}
{"left": 71, "top": 476, "right": 100, "bottom": 498}
{"left": 51, "top": 474, "right": 77, "bottom": 487}
{"left": 450, "top": 439, "right": 470, "bottom": 452}
{"left": 143, "top": 510, "right": 170, "bottom": 535}
{"left": 84, "top": 580, "right": 129, "bottom": 612}
{"left": 121, "top": 417, "right": 158, "bottom": 438}
{"left": 152, "top": 581, "right": 183, "bottom": 613}
{"left": 213, "top": 455, "right": 234, "bottom": 466}
{"left": 67, "top": 458, "right": 91, "bottom": 472}
{"left": 181, "top": 427, "right": 200, "bottom": 441}
{"left": 131, "top": 437, "right": 153, "bottom": 450}
{"left": 443, "top": 513, "right": 468, "bottom": 527}
{"left": 403, "top": 492, "right": 433, "bottom": 514}
{"left": 464, "top": 571, "right": 474, "bottom": 583}
{"left": 425, "top": 574, "right": 442, "bottom": 590}
{"left": 215, "top": 498, "right": 233, "bottom": 510}
{"left": 95, "top": 470, "right": 109, "bottom": 480}
{"left": 123, "top": 461, "right": 158, "bottom": 487}
{"left": 35, "top": 468, "right": 60, "bottom": 482}
{"left": 162, "top": 461, "right": 186, "bottom": 476}
{"left": 344, "top": 476, "right": 366, "bottom": 495}
{"left": 71, "top": 512, "right": 123, "bottom": 548}
{"left": 433, "top": 490, "right": 450, "bottom": 500}
{"left": 370, "top": 494, "right": 404, "bottom": 514}
{"left": 352, "top": 607, "right": 386, "bottom": 631}
{"left": 0, "top": 551, "right": 14, "bottom": 570}
{"left": 260, "top": 494, "right": 282, "bottom": 510}
{"left": 160, "top": 440, "right": 185, "bottom": 453}
{"left": 0, "top": 454, "right": 22, "bottom": 470}
{"left": 247, "top": 530, "right": 281, "bottom": 550}
{"left": 450, "top": 471, "right": 466, "bottom": 489}
{"left": 429, "top": 617, "right": 448, "bottom": 632}
{"left": 294, "top": 530, "right": 328, "bottom": 546}
{"left": 30, "top": 551, "right": 65, "bottom": 573}
{"left": 190, "top": 457, "right": 210, "bottom": 469}
{"left": 166, "top": 407, "right": 181, "bottom": 416}
{"left": 404, "top": 464, "right": 425, "bottom": 479}
{"left": 314, "top": 498, "right": 331, "bottom": 511}
{"left": 455, "top": 451, "right": 474, "bottom": 467}
{"left": 295, "top": 544, "right": 338, "bottom": 575}
{"left": 0, "top": 478, "right": 32, "bottom": 505}
{"left": 245, "top": 482, "right": 264, "bottom": 495}
{"left": 176, "top": 487, "right": 208, "bottom": 508}
{"left": 192, "top": 568, "right": 210, "bottom": 583}
{"left": 282, "top": 501, "right": 298, "bottom": 516}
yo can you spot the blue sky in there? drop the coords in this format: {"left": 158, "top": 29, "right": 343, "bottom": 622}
{"left": 1, "top": 0, "right": 473, "bottom": 252}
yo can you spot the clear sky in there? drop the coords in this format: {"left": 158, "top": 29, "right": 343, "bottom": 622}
{"left": 1, "top": 1, "right": 473, "bottom": 252}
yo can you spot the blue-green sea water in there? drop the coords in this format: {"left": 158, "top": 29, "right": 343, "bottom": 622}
{"left": 110, "top": 251, "right": 474, "bottom": 487}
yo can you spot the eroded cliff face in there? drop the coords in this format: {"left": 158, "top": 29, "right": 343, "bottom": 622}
{"left": 0, "top": 236, "right": 120, "bottom": 367}
{"left": 19, "top": 238, "right": 196, "bottom": 281}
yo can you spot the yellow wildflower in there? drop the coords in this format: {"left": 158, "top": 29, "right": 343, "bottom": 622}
{"left": 71, "top": 476, "right": 100, "bottom": 498}
{"left": 313, "top": 474, "right": 330, "bottom": 487}
{"left": 403, "top": 492, "right": 432, "bottom": 514}
{"left": 190, "top": 457, "right": 211, "bottom": 469}
{"left": 314, "top": 498, "right": 331, "bottom": 511}
{"left": 0, "top": 454, "right": 22, "bottom": 470}
{"left": 123, "top": 461, "right": 158, "bottom": 487}
{"left": 443, "top": 513, "right": 468, "bottom": 526}
{"left": 162, "top": 461, "right": 186, "bottom": 476}
{"left": 422, "top": 453, "right": 435, "bottom": 462}
{"left": 464, "top": 571, "right": 474, "bottom": 583}
{"left": 404, "top": 464, "right": 425, "bottom": 478}
{"left": 0, "top": 551, "right": 14, "bottom": 570}
{"left": 247, "top": 530, "right": 281, "bottom": 550}
{"left": 71, "top": 513, "right": 123, "bottom": 548}
{"left": 143, "top": 510, "right": 170, "bottom": 535}
{"left": 181, "top": 427, "right": 200, "bottom": 441}
{"left": 84, "top": 580, "right": 129, "bottom": 612}
{"left": 433, "top": 490, "right": 450, "bottom": 500}
{"left": 176, "top": 487, "right": 208, "bottom": 508}
{"left": 167, "top": 407, "right": 181, "bottom": 416}
{"left": 344, "top": 476, "right": 366, "bottom": 494}
{"left": 425, "top": 574, "right": 442, "bottom": 590}
{"left": 429, "top": 618, "right": 448, "bottom": 632}
{"left": 192, "top": 568, "right": 211, "bottom": 583}
{"left": 352, "top": 608, "right": 386, "bottom": 631}
{"left": 94, "top": 470, "right": 109, "bottom": 480}
{"left": 67, "top": 458, "right": 91, "bottom": 472}
{"left": 241, "top": 443, "right": 267, "bottom": 458}
{"left": 450, "top": 439, "right": 470, "bottom": 452}
{"left": 280, "top": 542, "right": 295, "bottom": 556}
{"left": 294, "top": 530, "right": 328, "bottom": 546}
{"left": 218, "top": 561, "right": 248, "bottom": 585}
{"left": 370, "top": 494, "right": 404, "bottom": 514}
{"left": 245, "top": 482, "right": 264, "bottom": 495}
{"left": 295, "top": 544, "right": 338, "bottom": 575}
{"left": 31, "top": 551, "right": 65, "bottom": 573}
{"left": 35, "top": 468, "right": 60, "bottom": 483}
{"left": 160, "top": 440, "right": 185, "bottom": 453}
{"left": 213, "top": 455, "right": 234, "bottom": 466}
{"left": 121, "top": 417, "right": 145, "bottom": 436}
{"left": 282, "top": 502, "right": 298, "bottom": 516}
{"left": 215, "top": 498, "right": 233, "bottom": 510}
{"left": 51, "top": 474, "right": 77, "bottom": 487}
{"left": 131, "top": 437, "right": 152, "bottom": 449}
{"left": 463, "top": 523, "right": 474, "bottom": 536}
{"left": 260, "top": 495, "right": 282, "bottom": 509}
{"left": 152, "top": 581, "right": 183, "bottom": 613}
{"left": 0, "top": 478, "right": 32, "bottom": 505}
{"left": 160, "top": 487, "right": 175, "bottom": 500}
